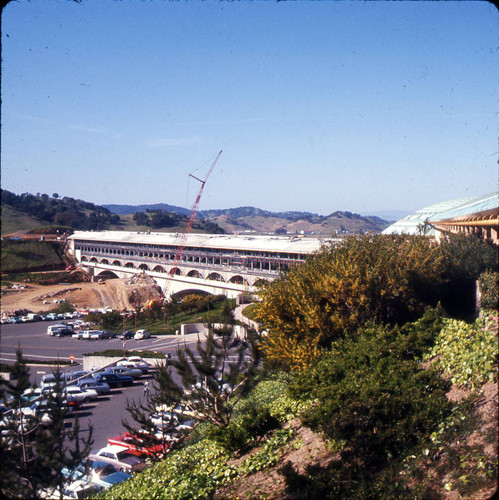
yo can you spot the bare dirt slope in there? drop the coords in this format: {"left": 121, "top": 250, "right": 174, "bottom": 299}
{"left": 1, "top": 279, "right": 134, "bottom": 315}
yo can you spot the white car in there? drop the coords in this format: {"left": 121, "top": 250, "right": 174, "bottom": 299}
{"left": 117, "top": 356, "right": 151, "bottom": 374}
{"left": 64, "top": 386, "right": 99, "bottom": 403}
{"left": 133, "top": 329, "right": 151, "bottom": 340}
{"left": 88, "top": 445, "right": 147, "bottom": 473}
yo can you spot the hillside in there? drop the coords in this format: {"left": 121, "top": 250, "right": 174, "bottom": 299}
{"left": 2, "top": 190, "right": 389, "bottom": 237}
{"left": 0, "top": 204, "right": 46, "bottom": 235}
{"left": 103, "top": 203, "right": 390, "bottom": 236}
{"left": 103, "top": 202, "right": 190, "bottom": 216}
{"left": 1, "top": 190, "right": 223, "bottom": 236}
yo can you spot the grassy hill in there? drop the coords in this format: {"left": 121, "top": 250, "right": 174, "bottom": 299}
{"left": 1, "top": 239, "right": 67, "bottom": 273}
{"left": 2, "top": 189, "right": 390, "bottom": 237}
{"left": 0, "top": 205, "right": 46, "bottom": 235}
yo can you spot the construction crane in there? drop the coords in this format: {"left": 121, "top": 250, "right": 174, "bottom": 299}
{"left": 163, "top": 150, "right": 222, "bottom": 299}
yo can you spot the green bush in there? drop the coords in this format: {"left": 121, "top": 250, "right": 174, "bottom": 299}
{"left": 206, "top": 404, "right": 280, "bottom": 453}
{"left": 290, "top": 321, "right": 452, "bottom": 471}
{"left": 478, "top": 271, "right": 498, "bottom": 310}
{"left": 425, "top": 311, "right": 498, "bottom": 388}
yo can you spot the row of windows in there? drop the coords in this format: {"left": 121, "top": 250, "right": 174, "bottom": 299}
{"left": 74, "top": 240, "right": 306, "bottom": 264}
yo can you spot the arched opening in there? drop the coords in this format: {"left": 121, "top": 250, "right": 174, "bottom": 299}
{"left": 187, "top": 270, "right": 203, "bottom": 279}
{"left": 138, "top": 264, "right": 149, "bottom": 271}
{"left": 112, "top": 260, "right": 121, "bottom": 266}
{"left": 229, "top": 275, "right": 249, "bottom": 285}
{"left": 101, "top": 259, "right": 109, "bottom": 265}
{"left": 90, "top": 257, "right": 98, "bottom": 263}
{"left": 124, "top": 262, "right": 135, "bottom": 268}
{"left": 153, "top": 265, "right": 166, "bottom": 273}
{"left": 207, "top": 272, "right": 225, "bottom": 282}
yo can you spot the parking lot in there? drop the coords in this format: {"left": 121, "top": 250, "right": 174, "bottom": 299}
{"left": 0, "top": 321, "right": 200, "bottom": 450}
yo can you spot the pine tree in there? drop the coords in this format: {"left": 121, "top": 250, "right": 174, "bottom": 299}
{"left": 35, "top": 366, "right": 94, "bottom": 500}
{"left": 0, "top": 353, "right": 93, "bottom": 499}
{"left": 0, "top": 346, "right": 49, "bottom": 498}
{"left": 121, "top": 317, "right": 260, "bottom": 458}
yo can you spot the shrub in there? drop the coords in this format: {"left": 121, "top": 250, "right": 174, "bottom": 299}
{"left": 257, "top": 235, "right": 448, "bottom": 370}
{"left": 207, "top": 404, "right": 280, "bottom": 453}
{"left": 478, "top": 271, "right": 498, "bottom": 310}
{"left": 425, "top": 311, "right": 498, "bottom": 388}
{"left": 290, "top": 322, "right": 452, "bottom": 471}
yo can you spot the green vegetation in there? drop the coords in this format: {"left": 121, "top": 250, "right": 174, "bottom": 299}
{"left": 2, "top": 228, "right": 494, "bottom": 498}
{"left": 425, "top": 310, "right": 498, "bottom": 389}
{"left": 98, "top": 376, "right": 300, "bottom": 500}
{"left": 1, "top": 189, "right": 224, "bottom": 234}
{"left": 87, "top": 295, "right": 236, "bottom": 335}
{"left": 0, "top": 204, "right": 45, "bottom": 234}
{"left": 0, "top": 350, "right": 93, "bottom": 498}
{"left": 1, "top": 189, "right": 119, "bottom": 231}
{"left": 280, "top": 314, "right": 452, "bottom": 497}
{"left": 1, "top": 240, "right": 66, "bottom": 273}
{"left": 257, "top": 233, "right": 497, "bottom": 370}
{"left": 478, "top": 270, "right": 498, "bottom": 310}
{"left": 132, "top": 209, "right": 224, "bottom": 233}
{"left": 1, "top": 270, "right": 87, "bottom": 286}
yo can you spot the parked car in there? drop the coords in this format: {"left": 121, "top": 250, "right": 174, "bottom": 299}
{"left": 107, "top": 432, "right": 168, "bottom": 458}
{"left": 150, "top": 410, "right": 196, "bottom": 433}
{"left": 81, "top": 330, "right": 100, "bottom": 340}
{"left": 65, "top": 370, "right": 90, "bottom": 382}
{"left": 63, "top": 459, "right": 131, "bottom": 490}
{"left": 88, "top": 445, "right": 147, "bottom": 473}
{"left": 21, "top": 387, "right": 43, "bottom": 405}
{"left": 64, "top": 386, "right": 99, "bottom": 403}
{"left": 39, "top": 478, "right": 103, "bottom": 499}
{"left": 105, "top": 366, "right": 143, "bottom": 380}
{"left": 118, "top": 330, "right": 134, "bottom": 340}
{"left": 89, "top": 331, "right": 106, "bottom": 340}
{"left": 117, "top": 356, "right": 151, "bottom": 374}
{"left": 133, "top": 329, "right": 151, "bottom": 340}
{"left": 20, "top": 400, "right": 72, "bottom": 424}
{"left": 76, "top": 379, "right": 111, "bottom": 395}
{"left": 91, "top": 372, "right": 134, "bottom": 388}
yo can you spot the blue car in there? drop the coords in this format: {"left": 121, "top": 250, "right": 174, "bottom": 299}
{"left": 91, "top": 372, "right": 134, "bottom": 388}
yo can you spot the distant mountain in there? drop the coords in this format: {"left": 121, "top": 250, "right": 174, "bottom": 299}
{"left": 102, "top": 203, "right": 190, "bottom": 216}
{"left": 2, "top": 191, "right": 391, "bottom": 237}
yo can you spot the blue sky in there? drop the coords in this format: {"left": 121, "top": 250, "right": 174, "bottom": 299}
{"left": 1, "top": 1, "right": 497, "bottom": 216}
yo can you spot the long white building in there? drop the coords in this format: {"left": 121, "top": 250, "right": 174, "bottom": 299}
{"left": 68, "top": 231, "right": 332, "bottom": 298}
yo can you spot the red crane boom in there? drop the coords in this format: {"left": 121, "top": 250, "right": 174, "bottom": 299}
{"left": 164, "top": 150, "right": 222, "bottom": 298}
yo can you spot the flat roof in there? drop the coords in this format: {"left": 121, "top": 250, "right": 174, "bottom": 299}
{"left": 69, "top": 230, "right": 332, "bottom": 254}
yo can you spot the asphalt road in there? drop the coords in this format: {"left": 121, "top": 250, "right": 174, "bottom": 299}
{"left": 0, "top": 321, "right": 198, "bottom": 451}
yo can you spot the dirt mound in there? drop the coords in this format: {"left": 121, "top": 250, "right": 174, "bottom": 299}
{"left": 124, "top": 272, "right": 164, "bottom": 308}
{"left": 1, "top": 275, "right": 163, "bottom": 315}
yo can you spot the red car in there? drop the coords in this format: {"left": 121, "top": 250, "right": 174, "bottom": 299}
{"left": 107, "top": 433, "right": 169, "bottom": 458}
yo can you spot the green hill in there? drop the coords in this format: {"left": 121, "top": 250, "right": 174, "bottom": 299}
{"left": 0, "top": 204, "right": 46, "bottom": 235}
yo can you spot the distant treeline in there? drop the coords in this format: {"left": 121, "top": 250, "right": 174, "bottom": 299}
{"left": 133, "top": 209, "right": 224, "bottom": 233}
{"left": 1, "top": 189, "right": 224, "bottom": 233}
{"left": 1, "top": 189, "right": 119, "bottom": 231}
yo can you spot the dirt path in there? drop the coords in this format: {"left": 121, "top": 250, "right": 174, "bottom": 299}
{"left": 1, "top": 279, "right": 133, "bottom": 316}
